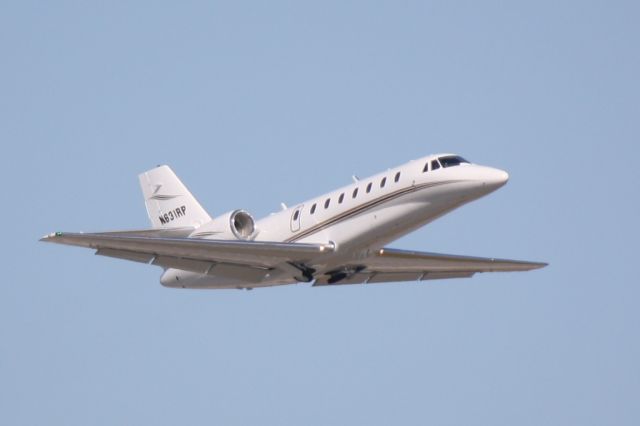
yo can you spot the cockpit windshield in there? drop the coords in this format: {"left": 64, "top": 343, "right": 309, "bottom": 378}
{"left": 438, "top": 155, "right": 470, "bottom": 168}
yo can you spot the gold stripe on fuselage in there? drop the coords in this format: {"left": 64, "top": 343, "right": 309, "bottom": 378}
{"left": 285, "top": 180, "right": 464, "bottom": 243}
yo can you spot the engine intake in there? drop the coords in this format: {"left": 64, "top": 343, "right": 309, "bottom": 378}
{"left": 189, "top": 209, "right": 257, "bottom": 240}
{"left": 230, "top": 210, "right": 255, "bottom": 240}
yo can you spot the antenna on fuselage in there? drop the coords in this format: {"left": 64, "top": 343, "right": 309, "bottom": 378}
{"left": 280, "top": 202, "right": 288, "bottom": 211}
{"left": 352, "top": 175, "right": 359, "bottom": 183}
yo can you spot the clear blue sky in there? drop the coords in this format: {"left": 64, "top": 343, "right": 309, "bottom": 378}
{"left": 1, "top": 1, "right": 638, "bottom": 425}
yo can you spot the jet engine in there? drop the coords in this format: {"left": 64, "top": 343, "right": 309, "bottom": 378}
{"left": 189, "top": 209, "right": 257, "bottom": 240}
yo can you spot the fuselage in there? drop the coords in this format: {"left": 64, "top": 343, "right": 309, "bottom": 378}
{"left": 161, "top": 154, "right": 509, "bottom": 289}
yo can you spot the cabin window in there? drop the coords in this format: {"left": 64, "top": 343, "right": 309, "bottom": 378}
{"left": 423, "top": 163, "right": 429, "bottom": 172}
{"left": 310, "top": 203, "right": 316, "bottom": 214}
{"left": 395, "top": 171, "right": 401, "bottom": 182}
{"left": 380, "top": 177, "right": 386, "bottom": 188}
{"left": 338, "top": 193, "right": 345, "bottom": 203}
{"left": 431, "top": 160, "right": 440, "bottom": 171}
{"left": 352, "top": 188, "right": 359, "bottom": 198}
{"left": 293, "top": 210, "right": 299, "bottom": 221}
{"left": 324, "top": 198, "right": 330, "bottom": 209}
{"left": 366, "top": 182, "right": 372, "bottom": 193}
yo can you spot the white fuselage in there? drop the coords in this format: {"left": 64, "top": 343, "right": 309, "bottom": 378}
{"left": 160, "top": 154, "right": 509, "bottom": 289}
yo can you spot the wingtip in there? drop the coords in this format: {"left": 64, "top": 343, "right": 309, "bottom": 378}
{"left": 39, "top": 231, "right": 63, "bottom": 242}
{"left": 529, "top": 261, "right": 549, "bottom": 270}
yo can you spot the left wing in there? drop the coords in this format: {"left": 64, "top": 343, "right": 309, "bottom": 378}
{"left": 314, "top": 247, "right": 547, "bottom": 286}
{"left": 40, "top": 231, "right": 334, "bottom": 274}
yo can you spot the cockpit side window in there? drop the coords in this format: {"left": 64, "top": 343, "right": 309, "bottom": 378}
{"left": 423, "top": 162, "right": 429, "bottom": 172}
{"left": 438, "top": 155, "right": 470, "bottom": 168}
{"left": 431, "top": 160, "right": 440, "bottom": 171}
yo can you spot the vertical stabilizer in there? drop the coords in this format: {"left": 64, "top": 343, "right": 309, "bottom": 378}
{"left": 139, "top": 165, "right": 212, "bottom": 228}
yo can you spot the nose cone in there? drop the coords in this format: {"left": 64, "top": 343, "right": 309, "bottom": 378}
{"left": 489, "top": 168, "right": 509, "bottom": 186}
{"left": 481, "top": 167, "right": 509, "bottom": 191}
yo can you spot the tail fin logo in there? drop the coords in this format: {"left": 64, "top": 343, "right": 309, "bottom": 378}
{"left": 150, "top": 194, "right": 180, "bottom": 201}
{"left": 149, "top": 184, "right": 180, "bottom": 201}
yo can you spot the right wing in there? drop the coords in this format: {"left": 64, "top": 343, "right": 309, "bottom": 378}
{"left": 314, "top": 247, "right": 547, "bottom": 286}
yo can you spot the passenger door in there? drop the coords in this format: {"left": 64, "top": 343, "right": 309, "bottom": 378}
{"left": 290, "top": 205, "right": 303, "bottom": 232}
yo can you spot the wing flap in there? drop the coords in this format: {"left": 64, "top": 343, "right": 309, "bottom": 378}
{"left": 151, "top": 256, "right": 212, "bottom": 274}
{"left": 208, "top": 263, "right": 269, "bottom": 281}
{"left": 314, "top": 271, "right": 475, "bottom": 286}
{"left": 95, "top": 248, "right": 156, "bottom": 264}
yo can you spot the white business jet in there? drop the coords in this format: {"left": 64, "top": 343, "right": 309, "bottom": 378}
{"left": 41, "top": 154, "right": 546, "bottom": 289}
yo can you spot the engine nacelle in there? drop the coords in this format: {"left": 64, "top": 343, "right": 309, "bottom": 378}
{"left": 189, "top": 209, "right": 257, "bottom": 240}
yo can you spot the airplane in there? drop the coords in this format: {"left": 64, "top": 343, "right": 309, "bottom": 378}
{"left": 40, "top": 154, "right": 547, "bottom": 289}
